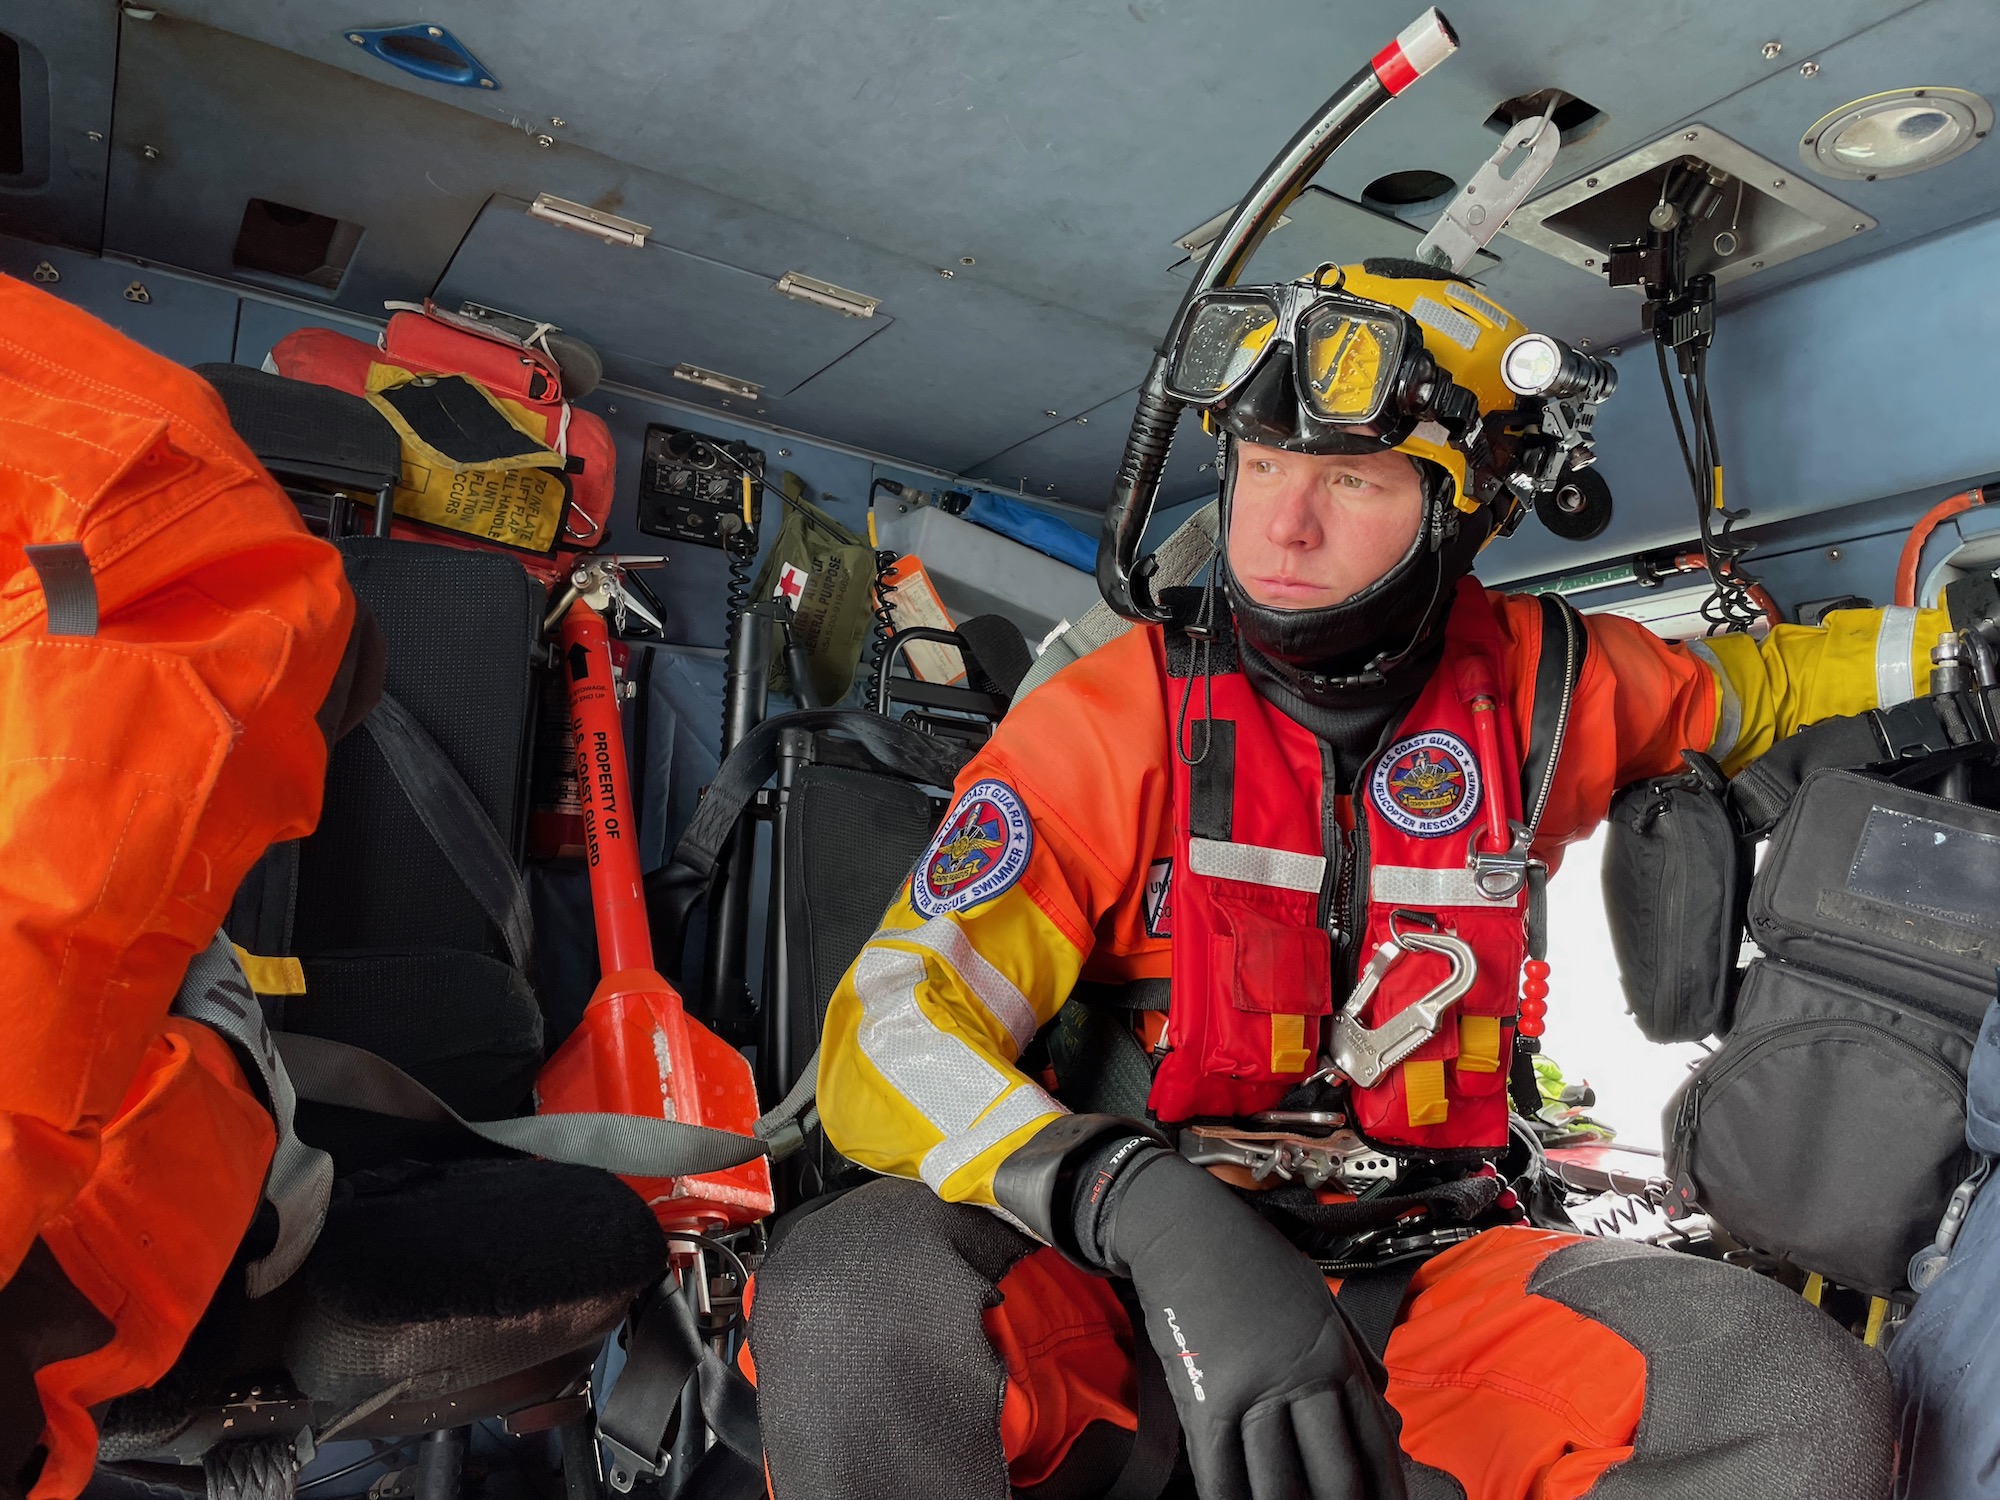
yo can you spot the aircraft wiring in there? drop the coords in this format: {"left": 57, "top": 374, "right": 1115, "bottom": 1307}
{"left": 1654, "top": 338, "right": 1765, "bottom": 632}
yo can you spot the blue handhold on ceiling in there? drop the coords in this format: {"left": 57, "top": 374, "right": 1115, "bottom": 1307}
{"left": 343, "top": 23, "right": 496, "bottom": 90}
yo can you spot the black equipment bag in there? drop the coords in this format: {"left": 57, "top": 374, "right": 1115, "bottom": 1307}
{"left": 1600, "top": 751, "right": 1751, "bottom": 1043}
{"left": 1666, "top": 766, "right": 2000, "bottom": 1295}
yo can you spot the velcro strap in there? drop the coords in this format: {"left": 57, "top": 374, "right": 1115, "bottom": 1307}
{"left": 1403, "top": 1058, "right": 1449, "bottom": 1126}
{"left": 1457, "top": 1014, "right": 1502, "bottom": 1073}
{"left": 1270, "top": 1013, "right": 1313, "bottom": 1074}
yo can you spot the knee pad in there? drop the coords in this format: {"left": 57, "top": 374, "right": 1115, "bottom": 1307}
{"left": 752, "top": 1179, "right": 1036, "bottom": 1500}
{"left": 1529, "top": 1238, "right": 1893, "bottom": 1499}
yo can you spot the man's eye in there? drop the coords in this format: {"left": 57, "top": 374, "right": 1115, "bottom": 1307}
{"left": 1339, "top": 473, "right": 1370, "bottom": 490}
{"left": 1253, "top": 460, "right": 1280, "bottom": 475}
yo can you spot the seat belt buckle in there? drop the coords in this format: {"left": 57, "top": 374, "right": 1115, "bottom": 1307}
{"left": 598, "top": 1431, "right": 667, "bottom": 1494}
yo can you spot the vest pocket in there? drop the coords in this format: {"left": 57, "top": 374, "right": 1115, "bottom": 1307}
{"left": 1203, "top": 884, "right": 1332, "bottom": 1081}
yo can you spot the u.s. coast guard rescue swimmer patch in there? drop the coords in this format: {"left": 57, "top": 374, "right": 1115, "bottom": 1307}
{"left": 1370, "top": 731, "right": 1482, "bottom": 838}
{"left": 910, "top": 779, "right": 1034, "bottom": 918}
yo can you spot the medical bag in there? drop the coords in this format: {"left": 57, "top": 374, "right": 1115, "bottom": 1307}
{"left": 270, "top": 305, "right": 616, "bottom": 579}
{"left": 1664, "top": 764, "right": 1998, "bottom": 1295}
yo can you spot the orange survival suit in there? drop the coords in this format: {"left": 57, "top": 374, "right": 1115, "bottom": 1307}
{"left": 0, "top": 275, "right": 357, "bottom": 1500}
{"left": 749, "top": 578, "right": 1939, "bottom": 1498}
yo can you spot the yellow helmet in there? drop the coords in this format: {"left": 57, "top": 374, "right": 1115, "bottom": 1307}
{"left": 1168, "top": 256, "right": 1605, "bottom": 535}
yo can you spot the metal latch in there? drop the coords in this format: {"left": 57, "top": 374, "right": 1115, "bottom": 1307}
{"left": 1180, "top": 1122, "right": 1399, "bottom": 1192}
{"left": 1909, "top": 1156, "right": 1992, "bottom": 1292}
{"left": 1330, "top": 928, "right": 1477, "bottom": 1088}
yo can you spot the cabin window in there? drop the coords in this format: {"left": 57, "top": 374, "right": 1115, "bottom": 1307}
{"left": 0, "top": 33, "right": 24, "bottom": 179}
{"left": 232, "top": 198, "right": 364, "bottom": 290}
{"left": 1543, "top": 826, "right": 1707, "bottom": 1150}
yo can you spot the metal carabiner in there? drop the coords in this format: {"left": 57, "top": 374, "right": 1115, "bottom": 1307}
{"left": 1330, "top": 929, "right": 1478, "bottom": 1088}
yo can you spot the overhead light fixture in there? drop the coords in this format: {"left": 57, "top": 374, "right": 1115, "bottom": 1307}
{"left": 672, "top": 364, "right": 761, "bottom": 400}
{"left": 1802, "top": 88, "right": 1991, "bottom": 180}
{"left": 526, "top": 193, "right": 649, "bottom": 247}
{"left": 773, "top": 270, "right": 879, "bottom": 317}
{"left": 1173, "top": 206, "right": 1291, "bottom": 260}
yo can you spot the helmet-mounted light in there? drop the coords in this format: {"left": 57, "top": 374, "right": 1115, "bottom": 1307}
{"left": 1500, "top": 332, "right": 1618, "bottom": 403}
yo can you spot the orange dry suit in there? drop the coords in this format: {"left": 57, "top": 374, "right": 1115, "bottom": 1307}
{"left": 0, "top": 274, "right": 355, "bottom": 1500}
{"left": 778, "top": 580, "right": 1942, "bottom": 1497}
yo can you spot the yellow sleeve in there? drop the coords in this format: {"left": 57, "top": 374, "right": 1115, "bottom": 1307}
{"left": 1691, "top": 605, "right": 1952, "bottom": 775}
{"left": 816, "top": 879, "right": 1084, "bottom": 1210}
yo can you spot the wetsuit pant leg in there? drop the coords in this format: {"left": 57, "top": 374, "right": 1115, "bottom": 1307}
{"left": 1381, "top": 1226, "right": 1895, "bottom": 1500}
{"left": 748, "top": 1177, "right": 1146, "bottom": 1500}
{"left": 751, "top": 1198, "right": 1894, "bottom": 1500}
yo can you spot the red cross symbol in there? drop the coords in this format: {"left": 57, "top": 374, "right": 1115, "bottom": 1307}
{"left": 775, "top": 563, "right": 809, "bottom": 604}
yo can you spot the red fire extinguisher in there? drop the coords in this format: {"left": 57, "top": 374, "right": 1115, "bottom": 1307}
{"left": 535, "top": 562, "right": 773, "bottom": 1233}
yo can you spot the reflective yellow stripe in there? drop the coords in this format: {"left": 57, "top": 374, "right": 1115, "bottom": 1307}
{"left": 1270, "top": 1013, "right": 1313, "bottom": 1074}
{"left": 1456, "top": 1014, "right": 1502, "bottom": 1073}
{"left": 232, "top": 945, "right": 306, "bottom": 996}
{"left": 1404, "top": 1059, "right": 1449, "bottom": 1126}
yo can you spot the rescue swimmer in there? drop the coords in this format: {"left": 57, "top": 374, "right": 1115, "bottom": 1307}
{"left": 745, "top": 255, "right": 1943, "bottom": 1498}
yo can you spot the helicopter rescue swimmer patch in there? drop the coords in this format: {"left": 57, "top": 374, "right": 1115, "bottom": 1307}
{"left": 910, "top": 779, "right": 1035, "bottom": 918}
{"left": 1370, "top": 731, "right": 1482, "bottom": 839}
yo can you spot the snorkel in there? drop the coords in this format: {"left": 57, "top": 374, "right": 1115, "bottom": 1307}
{"left": 1097, "top": 9, "right": 1459, "bottom": 623}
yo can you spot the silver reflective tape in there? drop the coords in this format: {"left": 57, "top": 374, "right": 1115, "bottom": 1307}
{"left": 874, "top": 918, "right": 1040, "bottom": 1053}
{"left": 1370, "top": 865, "right": 1515, "bottom": 907}
{"left": 919, "top": 1083, "right": 1063, "bottom": 1192}
{"left": 1687, "top": 640, "right": 1743, "bottom": 760}
{"left": 853, "top": 944, "right": 1010, "bottom": 1136}
{"left": 1876, "top": 605, "right": 1918, "bottom": 708}
{"left": 1188, "top": 837, "right": 1326, "bottom": 893}
{"left": 1412, "top": 296, "right": 1479, "bottom": 351}
{"left": 1445, "top": 284, "right": 1508, "bottom": 328}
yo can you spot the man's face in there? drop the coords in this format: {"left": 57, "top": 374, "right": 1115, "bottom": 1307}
{"left": 1225, "top": 442, "right": 1427, "bottom": 610}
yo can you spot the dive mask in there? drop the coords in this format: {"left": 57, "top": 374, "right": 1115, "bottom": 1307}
{"left": 1165, "top": 275, "right": 1481, "bottom": 452}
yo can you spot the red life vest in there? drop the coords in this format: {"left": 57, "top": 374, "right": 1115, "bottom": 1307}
{"left": 1151, "top": 578, "right": 1563, "bottom": 1153}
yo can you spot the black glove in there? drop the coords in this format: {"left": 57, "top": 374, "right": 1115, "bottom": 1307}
{"left": 1082, "top": 1143, "right": 1408, "bottom": 1500}
{"left": 1946, "top": 567, "right": 2000, "bottom": 654}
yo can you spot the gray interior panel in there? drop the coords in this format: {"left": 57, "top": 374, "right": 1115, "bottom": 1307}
{"left": 0, "top": 1, "right": 115, "bottom": 250}
{"left": 434, "top": 197, "right": 895, "bottom": 398}
{"left": 0, "top": 237, "right": 238, "bottom": 366}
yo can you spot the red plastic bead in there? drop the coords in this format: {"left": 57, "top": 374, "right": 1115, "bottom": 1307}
{"left": 1522, "top": 977, "right": 1549, "bottom": 1002}
{"left": 1524, "top": 959, "right": 1551, "bottom": 981}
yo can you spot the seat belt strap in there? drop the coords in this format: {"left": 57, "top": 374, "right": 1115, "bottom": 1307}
{"left": 599, "top": 1278, "right": 765, "bottom": 1493}
{"left": 364, "top": 690, "right": 534, "bottom": 973}
{"left": 171, "top": 934, "right": 334, "bottom": 1298}
{"left": 275, "top": 1031, "right": 817, "bottom": 1174}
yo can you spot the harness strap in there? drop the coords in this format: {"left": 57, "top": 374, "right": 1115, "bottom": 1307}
{"left": 1522, "top": 593, "right": 1587, "bottom": 838}
{"left": 1103, "top": 1285, "right": 1183, "bottom": 1500}
{"left": 1333, "top": 1258, "right": 1424, "bottom": 1362}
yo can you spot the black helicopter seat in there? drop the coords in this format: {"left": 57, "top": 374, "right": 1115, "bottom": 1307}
{"left": 89, "top": 471, "right": 664, "bottom": 1498}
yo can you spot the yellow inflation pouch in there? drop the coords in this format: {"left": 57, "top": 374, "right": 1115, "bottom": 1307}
{"left": 364, "top": 368, "right": 573, "bottom": 554}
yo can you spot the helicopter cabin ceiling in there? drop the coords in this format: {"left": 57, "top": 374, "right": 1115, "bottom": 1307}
{"left": 3, "top": 0, "right": 1998, "bottom": 508}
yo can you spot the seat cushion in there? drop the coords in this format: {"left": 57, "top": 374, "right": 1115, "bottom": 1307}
{"left": 286, "top": 1158, "right": 664, "bottom": 1405}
